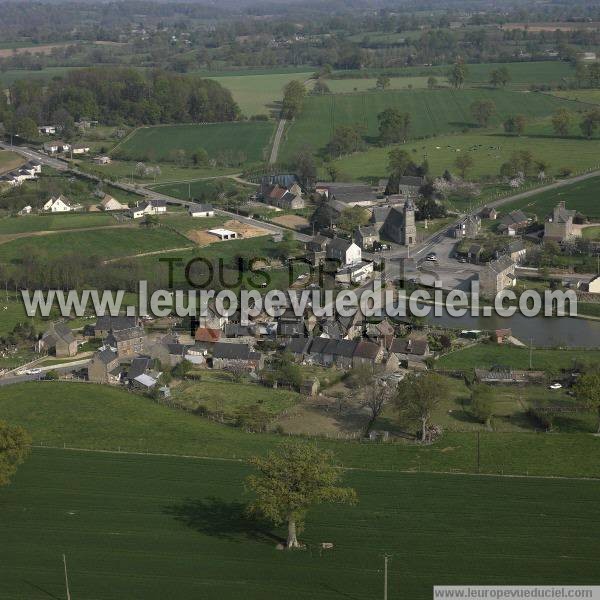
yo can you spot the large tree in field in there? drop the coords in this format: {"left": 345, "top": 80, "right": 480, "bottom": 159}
{"left": 378, "top": 108, "right": 411, "bottom": 145}
{"left": 455, "top": 154, "right": 474, "bottom": 179}
{"left": 246, "top": 442, "right": 357, "bottom": 549}
{"left": 0, "top": 421, "right": 31, "bottom": 487}
{"left": 395, "top": 372, "right": 450, "bottom": 443}
{"left": 574, "top": 372, "right": 600, "bottom": 433}
{"left": 281, "top": 80, "right": 306, "bottom": 119}
{"left": 471, "top": 99, "right": 496, "bottom": 127}
{"left": 551, "top": 108, "right": 571, "bottom": 137}
{"left": 387, "top": 148, "right": 414, "bottom": 178}
{"left": 448, "top": 59, "right": 468, "bottom": 88}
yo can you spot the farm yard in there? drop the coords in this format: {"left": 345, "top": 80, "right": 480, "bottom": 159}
{"left": 113, "top": 122, "right": 275, "bottom": 165}
{"left": 279, "top": 88, "right": 583, "bottom": 161}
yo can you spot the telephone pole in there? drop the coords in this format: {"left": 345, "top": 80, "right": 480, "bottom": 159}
{"left": 63, "top": 554, "right": 71, "bottom": 600}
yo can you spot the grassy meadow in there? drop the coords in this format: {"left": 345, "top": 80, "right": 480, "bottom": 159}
{"left": 1, "top": 381, "right": 600, "bottom": 476}
{"left": 115, "top": 122, "right": 275, "bottom": 164}
{"left": 436, "top": 344, "right": 600, "bottom": 372}
{"left": 2, "top": 447, "right": 600, "bottom": 600}
{"left": 318, "top": 75, "right": 448, "bottom": 93}
{"left": 0, "top": 212, "right": 117, "bottom": 235}
{"left": 499, "top": 174, "right": 600, "bottom": 220}
{"left": 280, "top": 88, "right": 581, "bottom": 161}
{"left": 328, "top": 131, "right": 600, "bottom": 183}
{"left": 0, "top": 226, "right": 189, "bottom": 263}
{"left": 208, "top": 71, "right": 314, "bottom": 116}
{"left": 0, "top": 149, "right": 25, "bottom": 174}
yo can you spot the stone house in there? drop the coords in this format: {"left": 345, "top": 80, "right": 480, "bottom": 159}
{"left": 39, "top": 322, "right": 77, "bottom": 358}
{"left": 544, "top": 201, "right": 580, "bottom": 243}
{"left": 87, "top": 347, "right": 120, "bottom": 384}
{"left": 478, "top": 256, "right": 516, "bottom": 297}
{"left": 106, "top": 326, "right": 146, "bottom": 358}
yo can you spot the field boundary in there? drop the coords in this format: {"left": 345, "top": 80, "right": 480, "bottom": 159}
{"left": 30, "top": 444, "right": 600, "bottom": 482}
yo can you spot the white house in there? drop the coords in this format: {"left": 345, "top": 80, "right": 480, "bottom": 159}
{"left": 38, "top": 125, "right": 57, "bottom": 135}
{"left": 43, "top": 195, "right": 74, "bottom": 213}
{"left": 18, "top": 205, "right": 32, "bottom": 215}
{"left": 588, "top": 276, "right": 600, "bottom": 294}
{"left": 189, "top": 203, "right": 215, "bottom": 218}
{"left": 129, "top": 199, "right": 167, "bottom": 219}
{"left": 100, "top": 194, "right": 127, "bottom": 211}
{"left": 43, "top": 141, "right": 70, "bottom": 154}
{"left": 71, "top": 144, "right": 90, "bottom": 155}
{"left": 94, "top": 156, "right": 112, "bottom": 165}
{"left": 336, "top": 260, "right": 374, "bottom": 284}
{"left": 326, "top": 238, "right": 362, "bottom": 266}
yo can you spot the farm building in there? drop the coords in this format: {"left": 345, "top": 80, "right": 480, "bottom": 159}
{"left": 100, "top": 195, "right": 127, "bottom": 211}
{"left": 189, "top": 204, "right": 215, "bottom": 217}
{"left": 208, "top": 228, "right": 237, "bottom": 240}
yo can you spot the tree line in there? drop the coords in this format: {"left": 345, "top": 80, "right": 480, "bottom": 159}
{"left": 4, "top": 67, "right": 240, "bottom": 133}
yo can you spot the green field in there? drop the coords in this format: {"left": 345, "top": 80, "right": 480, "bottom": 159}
{"left": 2, "top": 447, "right": 600, "bottom": 600}
{"left": 437, "top": 344, "right": 600, "bottom": 372}
{"left": 317, "top": 75, "right": 448, "bottom": 94}
{"left": 0, "top": 226, "right": 189, "bottom": 263}
{"left": 0, "top": 213, "right": 116, "bottom": 235}
{"left": 329, "top": 131, "right": 600, "bottom": 182}
{"left": 115, "top": 122, "right": 275, "bottom": 164}
{"left": 0, "top": 66, "right": 83, "bottom": 86}
{"left": 2, "top": 382, "right": 600, "bottom": 477}
{"left": 330, "top": 62, "right": 575, "bottom": 90}
{"left": 0, "top": 149, "right": 25, "bottom": 174}
{"left": 209, "top": 71, "right": 313, "bottom": 116}
{"left": 583, "top": 225, "right": 600, "bottom": 239}
{"left": 280, "top": 88, "right": 581, "bottom": 161}
{"left": 499, "top": 174, "right": 600, "bottom": 220}
{"left": 552, "top": 89, "right": 600, "bottom": 105}
{"left": 79, "top": 159, "right": 240, "bottom": 185}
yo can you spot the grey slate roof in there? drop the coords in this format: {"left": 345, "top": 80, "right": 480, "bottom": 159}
{"left": 128, "top": 357, "right": 152, "bottom": 380}
{"left": 95, "top": 347, "right": 118, "bottom": 365}
{"left": 213, "top": 342, "right": 255, "bottom": 360}
{"left": 95, "top": 315, "right": 138, "bottom": 332}
{"left": 108, "top": 326, "right": 145, "bottom": 342}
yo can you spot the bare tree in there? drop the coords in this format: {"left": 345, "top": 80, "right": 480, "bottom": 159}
{"left": 358, "top": 379, "right": 396, "bottom": 437}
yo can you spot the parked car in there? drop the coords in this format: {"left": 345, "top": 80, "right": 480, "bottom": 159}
{"left": 549, "top": 382, "right": 563, "bottom": 390}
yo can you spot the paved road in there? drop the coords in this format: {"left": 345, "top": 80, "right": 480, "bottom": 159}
{"left": 269, "top": 118, "right": 286, "bottom": 164}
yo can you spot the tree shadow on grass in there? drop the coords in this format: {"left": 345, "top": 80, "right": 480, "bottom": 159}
{"left": 163, "top": 497, "right": 284, "bottom": 545}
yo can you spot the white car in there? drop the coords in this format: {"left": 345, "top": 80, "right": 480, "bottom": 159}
{"left": 426, "top": 254, "right": 438, "bottom": 262}
{"left": 27, "top": 368, "right": 42, "bottom": 375}
{"left": 549, "top": 382, "right": 563, "bottom": 390}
